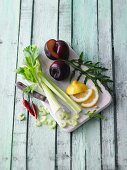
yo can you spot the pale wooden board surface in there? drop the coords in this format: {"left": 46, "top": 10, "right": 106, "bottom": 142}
{"left": 98, "top": 0, "right": 116, "bottom": 169}
{"left": 113, "top": 0, "right": 127, "bottom": 169}
{"left": 0, "top": 0, "right": 127, "bottom": 169}
{"left": 0, "top": 0, "right": 21, "bottom": 169}
{"left": 11, "top": 0, "right": 33, "bottom": 169}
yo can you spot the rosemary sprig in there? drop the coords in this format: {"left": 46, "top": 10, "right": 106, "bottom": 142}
{"left": 64, "top": 52, "right": 113, "bottom": 92}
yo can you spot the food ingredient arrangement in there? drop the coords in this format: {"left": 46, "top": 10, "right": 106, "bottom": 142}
{"left": 16, "top": 39, "right": 112, "bottom": 131}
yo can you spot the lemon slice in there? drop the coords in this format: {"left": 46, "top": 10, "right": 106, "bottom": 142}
{"left": 70, "top": 89, "right": 93, "bottom": 103}
{"left": 81, "top": 87, "right": 99, "bottom": 108}
{"left": 66, "top": 80, "right": 88, "bottom": 95}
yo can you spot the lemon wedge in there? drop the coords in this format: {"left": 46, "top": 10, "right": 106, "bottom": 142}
{"left": 66, "top": 80, "right": 88, "bottom": 95}
{"left": 70, "top": 89, "right": 93, "bottom": 103}
{"left": 81, "top": 87, "right": 99, "bottom": 108}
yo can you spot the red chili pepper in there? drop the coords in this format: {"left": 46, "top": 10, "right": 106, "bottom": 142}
{"left": 23, "top": 99, "right": 35, "bottom": 117}
{"left": 31, "top": 102, "right": 38, "bottom": 119}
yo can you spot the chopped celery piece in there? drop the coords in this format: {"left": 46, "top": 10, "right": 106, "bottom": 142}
{"left": 60, "top": 121, "right": 67, "bottom": 128}
{"left": 38, "top": 106, "right": 45, "bottom": 112}
{"left": 72, "top": 120, "right": 78, "bottom": 127}
{"left": 67, "top": 120, "right": 72, "bottom": 126}
{"left": 45, "top": 107, "right": 50, "bottom": 113}
{"left": 39, "top": 111, "right": 47, "bottom": 116}
{"left": 49, "top": 121, "right": 56, "bottom": 129}
{"left": 59, "top": 112, "right": 70, "bottom": 120}
{"left": 38, "top": 106, "right": 49, "bottom": 115}
{"left": 72, "top": 113, "right": 80, "bottom": 120}
{"left": 40, "top": 116, "right": 47, "bottom": 124}
{"left": 46, "top": 119, "right": 57, "bottom": 129}
{"left": 64, "top": 113, "right": 70, "bottom": 120}
{"left": 17, "top": 113, "right": 25, "bottom": 121}
{"left": 35, "top": 120, "right": 42, "bottom": 127}
{"left": 67, "top": 120, "right": 78, "bottom": 127}
{"left": 59, "top": 112, "right": 66, "bottom": 120}
{"left": 46, "top": 119, "right": 53, "bottom": 125}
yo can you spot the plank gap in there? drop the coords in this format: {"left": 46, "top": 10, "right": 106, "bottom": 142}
{"left": 85, "top": 150, "right": 87, "bottom": 170}
{"left": 110, "top": 0, "right": 118, "bottom": 169}
{"left": 30, "top": 0, "right": 35, "bottom": 45}
{"left": 97, "top": 1, "right": 103, "bottom": 168}
{"left": 70, "top": 132, "right": 72, "bottom": 170}
{"left": 55, "top": 125, "right": 58, "bottom": 170}
{"left": 26, "top": 112, "right": 29, "bottom": 170}
{"left": 100, "top": 119, "right": 103, "bottom": 170}
{"left": 10, "top": 0, "right": 22, "bottom": 169}
{"left": 26, "top": 0, "right": 35, "bottom": 169}
{"left": 71, "top": 0, "right": 73, "bottom": 46}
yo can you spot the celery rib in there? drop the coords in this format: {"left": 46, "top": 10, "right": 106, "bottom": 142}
{"left": 41, "top": 73, "right": 81, "bottom": 113}
{"left": 41, "top": 83, "right": 61, "bottom": 113}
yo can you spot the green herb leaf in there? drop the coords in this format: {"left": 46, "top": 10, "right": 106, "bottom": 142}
{"left": 23, "top": 84, "right": 36, "bottom": 93}
{"left": 70, "top": 69, "right": 76, "bottom": 81}
{"left": 65, "top": 52, "right": 113, "bottom": 92}
{"left": 79, "top": 52, "right": 84, "bottom": 62}
{"left": 16, "top": 67, "right": 24, "bottom": 74}
{"left": 85, "top": 110, "right": 107, "bottom": 120}
{"left": 23, "top": 45, "right": 39, "bottom": 67}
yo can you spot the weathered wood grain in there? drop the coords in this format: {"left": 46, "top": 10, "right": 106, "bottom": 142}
{"left": 98, "top": 0, "right": 116, "bottom": 169}
{"left": 72, "top": 0, "right": 101, "bottom": 170}
{"left": 56, "top": 1, "right": 71, "bottom": 170}
{"left": 11, "top": 0, "right": 33, "bottom": 169}
{"left": 0, "top": 0, "right": 21, "bottom": 169}
{"left": 27, "top": 1, "right": 58, "bottom": 170}
{"left": 113, "top": 0, "right": 127, "bottom": 169}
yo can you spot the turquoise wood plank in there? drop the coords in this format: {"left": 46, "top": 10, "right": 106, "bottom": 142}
{"left": 0, "top": 0, "right": 21, "bottom": 169}
{"left": 56, "top": 1, "right": 71, "bottom": 169}
{"left": 98, "top": 0, "right": 115, "bottom": 169}
{"left": 72, "top": 0, "right": 101, "bottom": 170}
{"left": 11, "top": 0, "right": 33, "bottom": 169}
{"left": 113, "top": 0, "right": 127, "bottom": 169}
{"left": 27, "top": 0, "right": 58, "bottom": 169}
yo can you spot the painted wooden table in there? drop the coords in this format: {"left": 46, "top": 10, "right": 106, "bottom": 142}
{"left": 0, "top": 0, "right": 127, "bottom": 170}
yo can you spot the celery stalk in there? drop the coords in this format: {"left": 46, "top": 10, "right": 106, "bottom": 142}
{"left": 41, "top": 83, "right": 61, "bottom": 113}
{"left": 41, "top": 73, "right": 81, "bottom": 113}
